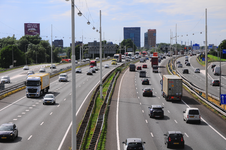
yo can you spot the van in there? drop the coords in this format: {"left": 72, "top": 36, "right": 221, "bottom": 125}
{"left": 129, "top": 64, "right": 136, "bottom": 71}
{"left": 139, "top": 71, "right": 146, "bottom": 77}
{"left": 183, "top": 108, "right": 201, "bottom": 124}
{"left": 213, "top": 66, "right": 220, "bottom": 75}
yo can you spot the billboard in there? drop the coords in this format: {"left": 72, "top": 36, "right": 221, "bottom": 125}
{"left": 24, "top": 23, "right": 40, "bottom": 35}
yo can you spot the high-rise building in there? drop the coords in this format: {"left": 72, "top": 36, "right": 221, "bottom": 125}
{"left": 144, "top": 32, "right": 148, "bottom": 49}
{"left": 52, "top": 39, "right": 63, "bottom": 48}
{"left": 123, "top": 27, "right": 140, "bottom": 48}
{"left": 148, "top": 29, "right": 156, "bottom": 48}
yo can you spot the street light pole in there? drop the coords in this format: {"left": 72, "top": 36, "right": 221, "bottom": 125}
{"left": 100, "top": 10, "right": 103, "bottom": 99}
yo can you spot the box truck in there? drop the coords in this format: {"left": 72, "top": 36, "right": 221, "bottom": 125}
{"left": 160, "top": 75, "right": 182, "bottom": 101}
{"left": 25, "top": 73, "right": 50, "bottom": 98}
{"left": 151, "top": 52, "right": 158, "bottom": 73}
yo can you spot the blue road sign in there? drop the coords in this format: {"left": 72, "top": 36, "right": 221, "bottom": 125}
{"left": 221, "top": 94, "right": 226, "bottom": 104}
{"left": 222, "top": 49, "right": 226, "bottom": 54}
{"left": 202, "top": 57, "right": 205, "bottom": 61}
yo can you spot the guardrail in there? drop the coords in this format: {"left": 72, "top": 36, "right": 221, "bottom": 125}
{"left": 168, "top": 58, "right": 226, "bottom": 116}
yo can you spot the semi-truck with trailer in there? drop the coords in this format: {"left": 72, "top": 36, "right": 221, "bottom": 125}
{"left": 25, "top": 73, "right": 50, "bottom": 98}
{"left": 160, "top": 75, "right": 182, "bottom": 101}
{"left": 113, "top": 54, "right": 122, "bottom": 62}
{"left": 151, "top": 52, "right": 158, "bottom": 73}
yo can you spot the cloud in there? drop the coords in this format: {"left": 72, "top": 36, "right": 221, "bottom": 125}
{"left": 220, "top": 29, "right": 226, "bottom": 33}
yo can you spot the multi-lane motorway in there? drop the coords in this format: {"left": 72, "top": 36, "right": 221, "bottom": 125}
{"left": 0, "top": 60, "right": 118, "bottom": 150}
{"left": 106, "top": 56, "right": 226, "bottom": 149}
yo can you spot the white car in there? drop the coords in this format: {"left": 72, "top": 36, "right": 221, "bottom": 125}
{"left": 122, "top": 138, "right": 146, "bottom": 150}
{"left": 1, "top": 76, "right": 10, "bottom": 83}
{"left": 82, "top": 59, "right": 86, "bottom": 62}
{"left": 39, "top": 68, "right": 46, "bottom": 72}
{"left": 43, "top": 94, "right": 56, "bottom": 105}
{"left": 23, "top": 65, "right": 29, "bottom": 70}
{"left": 183, "top": 108, "right": 201, "bottom": 124}
{"left": 50, "top": 64, "right": 56, "bottom": 69}
{"left": 75, "top": 68, "right": 82, "bottom": 73}
{"left": 86, "top": 58, "right": 90, "bottom": 62}
{"left": 95, "top": 57, "right": 99, "bottom": 60}
{"left": 59, "top": 73, "right": 68, "bottom": 82}
{"left": 104, "top": 64, "right": 109, "bottom": 68}
{"left": 194, "top": 68, "right": 200, "bottom": 73}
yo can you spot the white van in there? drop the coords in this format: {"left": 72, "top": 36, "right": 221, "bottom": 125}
{"left": 213, "top": 66, "right": 220, "bottom": 75}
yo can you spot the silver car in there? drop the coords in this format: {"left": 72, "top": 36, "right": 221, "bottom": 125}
{"left": 75, "top": 68, "right": 82, "bottom": 73}
{"left": 43, "top": 94, "right": 56, "bottom": 105}
{"left": 194, "top": 68, "right": 200, "bottom": 73}
{"left": 23, "top": 65, "right": 29, "bottom": 70}
{"left": 183, "top": 108, "right": 201, "bottom": 124}
{"left": 39, "top": 68, "right": 46, "bottom": 72}
{"left": 1, "top": 76, "right": 10, "bottom": 83}
{"left": 59, "top": 73, "right": 68, "bottom": 82}
{"left": 122, "top": 138, "right": 146, "bottom": 150}
{"left": 178, "top": 63, "right": 183, "bottom": 68}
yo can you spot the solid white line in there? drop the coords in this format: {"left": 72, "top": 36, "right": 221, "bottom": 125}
{"left": 184, "top": 133, "right": 189, "bottom": 137}
{"left": 116, "top": 69, "right": 129, "bottom": 150}
{"left": 0, "top": 96, "right": 25, "bottom": 112}
{"left": 28, "top": 135, "right": 32, "bottom": 140}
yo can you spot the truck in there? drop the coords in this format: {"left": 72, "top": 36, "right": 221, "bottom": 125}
{"left": 90, "top": 60, "right": 97, "bottom": 67}
{"left": 160, "top": 75, "right": 182, "bottom": 101}
{"left": 113, "top": 54, "right": 122, "bottom": 62}
{"left": 139, "top": 70, "right": 146, "bottom": 77}
{"left": 25, "top": 73, "right": 50, "bottom": 98}
{"left": 151, "top": 52, "right": 158, "bottom": 73}
{"left": 129, "top": 64, "right": 136, "bottom": 71}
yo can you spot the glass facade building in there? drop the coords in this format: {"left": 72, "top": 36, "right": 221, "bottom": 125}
{"left": 123, "top": 27, "right": 140, "bottom": 48}
{"left": 144, "top": 32, "right": 148, "bottom": 49}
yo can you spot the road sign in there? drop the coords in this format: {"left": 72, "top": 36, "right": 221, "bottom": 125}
{"left": 220, "top": 94, "right": 226, "bottom": 104}
{"left": 202, "top": 57, "right": 205, "bottom": 61}
{"left": 222, "top": 49, "right": 226, "bottom": 54}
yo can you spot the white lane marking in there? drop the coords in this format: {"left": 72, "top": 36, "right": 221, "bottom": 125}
{"left": 57, "top": 105, "right": 60, "bottom": 107}
{"left": 140, "top": 103, "right": 142, "bottom": 105}
{"left": 167, "top": 110, "right": 170, "bottom": 113}
{"left": 138, "top": 97, "right": 140, "bottom": 99}
{"left": 32, "top": 105, "right": 36, "bottom": 107}
{"left": 150, "top": 132, "right": 154, "bottom": 137}
{"left": 64, "top": 98, "right": 66, "bottom": 101}
{"left": 142, "top": 110, "right": 144, "bottom": 113}
{"left": 184, "top": 133, "right": 189, "bottom": 137}
{"left": 145, "top": 120, "right": 148, "bottom": 123}
{"left": 50, "top": 112, "right": 53, "bottom": 115}
{"left": 22, "top": 112, "right": 26, "bottom": 114}
{"left": 13, "top": 119, "right": 17, "bottom": 121}
{"left": 181, "top": 100, "right": 226, "bottom": 140}
{"left": 40, "top": 122, "right": 44, "bottom": 126}
{"left": 158, "top": 97, "right": 160, "bottom": 99}
{"left": 162, "top": 103, "right": 164, "bottom": 105}
{"left": 26, "top": 110, "right": 29, "bottom": 112}
{"left": 18, "top": 115, "right": 22, "bottom": 118}
{"left": 36, "top": 102, "right": 39, "bottom": 104}
{"left": 28, "top": 135, "right": 32, "bottom": 140}
{"left": 0, "top": 97, "right": 25, "bottom": 112}
{"left": 174, "top": 120, "right": 178, "bottom": 123}
{"left": 29, "top": 107, "right": 33, "bottom": 109}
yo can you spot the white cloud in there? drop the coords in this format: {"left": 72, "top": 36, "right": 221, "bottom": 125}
{"left": 220, "top": 29, "right": 226, "bottom": 33}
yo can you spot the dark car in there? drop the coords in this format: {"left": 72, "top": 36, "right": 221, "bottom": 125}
{"left": 142, "top": 88, "right": 153, "bottom": 97}
{"left": 91, "top": 68, "right": 96, "bottom": 73}
{"left": 164, "top": 131, "right": 184, "bottom": 148}
{"left": 142, "top": 79, "right": 149, "bottom": 85}
{"left": 140, "top": 58, "right": 146, "bottom": 63}
{"left": 148, "top": 105, "right": 164, "bottom": 118}
{"left": 0, "top": 123, "right": 18, "bottom": 141}
{"left": 211, "top": 79, "right": 220, "bottom": 86}
{"left": 176, "top": 61, "right": 181, "bottom": 64}
{"left": 182, "top": 69, "right": 189, "bottom": 74}
{"left": 185, "top": 60, "right": 188, "bottom": 64}
{"left": 142, "top": 64, "right": 147, "bottom": 68}
{"left": 50, "top": 64, "right": 56, "bottom": 69}
{"left": 186, "top": 62, "right": 190, "bottom": 66}
{"left": 137, "top": 66, "right": 142, "bottom": 70}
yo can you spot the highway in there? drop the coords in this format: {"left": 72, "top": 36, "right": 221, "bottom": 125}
{"left": 0, "top": 60, "right": 118, "bottom": 150}
{"left": 106, "top": 56, "right": 226, "bottom": 149}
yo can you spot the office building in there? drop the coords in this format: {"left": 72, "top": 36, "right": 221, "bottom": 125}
{"left": 52, "top": 39, "right": 63, "bottom": 48}
{"left": 148, "top": 29, "right": 156, "bottom": 48}
{"left": 144, "top": 32, "right": 148, "bottom": 49}
{"left": 124, "top": 27, "right": 140, "bottom": 48}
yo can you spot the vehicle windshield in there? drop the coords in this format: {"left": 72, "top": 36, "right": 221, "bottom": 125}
{"left": 0, "top": 125, "right": 13, "bottom": 131}
{"left": 27, "top": 81, "right": 40, "bottom": 86}
{"left": 128, "top": 142, "right": 142, "bottom": 148}
{"left": 169, "top": 134, "right": 183, "bottom": 138}
{"left": 60, "top": 75, "right": 67, "bottom": 77}
{"left": 2, "top": 77, "right": 8, "bottom": 79}
{"left": 45, "top": 95, "right": 53, "bottom": 98}
{"left": 153, "top": 108, "right": 162, "bottom": 110}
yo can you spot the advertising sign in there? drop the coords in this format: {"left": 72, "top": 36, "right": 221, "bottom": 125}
{"left": 24, "top": 23, "right": 40, "bottom": 35}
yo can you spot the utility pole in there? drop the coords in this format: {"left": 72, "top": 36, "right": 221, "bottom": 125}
{"left": 205, "top": 8, "right": 208, "bottom": 101}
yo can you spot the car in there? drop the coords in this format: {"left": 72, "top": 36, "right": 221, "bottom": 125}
{"left": 59, "top": 73, "right": 68, "bottom": 82}
{"left": 43, "top": 94, "right": 56, "bottom": 105}
{"left": 95, "top": 57, "right": 99, "bottom": 61}
{"left": 122, "top": 138, "right": 146, "bottom": 150}
{"left": 183, "top": 107, "right": 201, "bottom": 124}
{"left": 75, "top": 68, "right": 82, "bottom": 73}
{"left": 142, "top": 64, "right": 147, "bottom": 68}
{"left": 185, "top": 60, "right": 188, "bottom": 64}
{"left": 87, "top": 70, "right": 93, "bottom": 75}
{"left": 125, "top": 57, "right": 130, "bottom": 61}
{"left": 194, "top": 68, "right": 200, "bottom": 73}
{"left": 148, "top": 105, "right": 164, "bottom": 118}
{"left": 140, "top": 58, "right": 145, "bottom": 63}
{"left": 50, "top": 64, "right": 56, "bottom": 69}
{"left": 211, "top": 64, "right": 216, "bottom": 72}
{"left": 86, "top": 58, "right": 90, "bottom": 62}
{"left": 104, "top": 64, "right": 109, "bottom": 68}
{"left": 1, "top": 76, "right": 10, "bottom": 83}
{"left": 137, "top": 66, "right": 142, "bottom": 70}
{"left": 23, "top": 65, "right": 29, "bottom": 70}
{"left": 176, "top": 61, "right": 181, "bottom": 64}
{"left": 0, "top": 123, "right": 18, "bottom": 141}
{"left": 82, "top": 59, "right": 86, "bottom": 62}
{"left": 211, "top": 79, "right": 220, "bottom": 86}
{"left": 182, "top": 69, "right": 189, "bottom": 74}
{"left": 93, "top": 66, "right": 99, "bottom": 71}
{"left": 178, "top": 63, "right": 183, "bottom": 68}
{"left": 39, "top": 68, "right": 46, "bottom": 72}
{"left": 27, "top": 70, "right": 35, "bottom": 75}
{"left": 186, "top": 62, "right": 190, "bottom": 66}
{"left": 142, "top": 88, "right": 153, "bottom": 97}
{"left": 131, "top": 57, "right": 135, "bottom": 60}
{"left": 164, "top": 131, "right": 184, "bottom": 148}
{"left": 141, "top": 79, "right": 149, "bottom": 85}
{"left": 107, "top": 56, "right": 110, "bottom": 59}
{"left": 75, "top": 60, "right": 78, "bottom": 64}
{"left": 163, "top": 56, "right": 166, "bottom": 59}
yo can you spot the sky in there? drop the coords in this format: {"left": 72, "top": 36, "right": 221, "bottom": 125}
{"left": 0, "top": 0, "right": 226, "bottom": 48}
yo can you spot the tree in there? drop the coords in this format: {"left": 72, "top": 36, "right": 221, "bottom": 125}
{"left": 218, "top": 39, "right": 226, "bottom": 59}
{"left": 120, "top": 39, "right": 137, "bottom": 52}
{"left": 0, "top": 45, "right": 25, "bottom": 68}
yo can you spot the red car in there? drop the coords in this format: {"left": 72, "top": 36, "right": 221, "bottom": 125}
{"left": 137, "top": 66, "right": 142, "bottom": 70}
{"left": 142, "top": 64, "right": 147, "bottom": 68}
